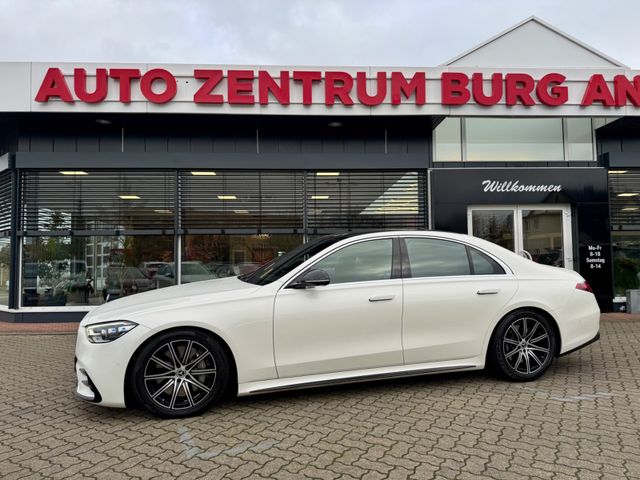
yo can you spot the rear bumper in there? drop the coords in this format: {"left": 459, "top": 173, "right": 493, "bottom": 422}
{"left": 559, "top": 331, "right": 600, "bottom": 357}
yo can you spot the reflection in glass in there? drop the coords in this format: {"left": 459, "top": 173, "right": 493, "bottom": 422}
{"left": 22, "top": 235, "right": 174, "bottom": 306}
{"left": 182, "top": 235, "right": 303, "bottom": 283}
{"left": 307, "top": 171, "right": 425, "bottom": 230}
{"left": 612, "top": 232, "right": 640, "bottom": 296}
{"left": 312, "top": 239, "right": 393, "bottom": 284}
{"left": 0, "top": 238, "right": 9, "bottom": 306}
{"left": 405, "top": 238, "right": 470, "bottom": 277}
{"left": 472, "top": 210, "right": 515, "bottom": 251}
{"left": 565, "top": 118, "right": 594, "bottom": 161}
{"left": 434, "top": 118, "right": 462, "bottom": 162}
{"left": 466, "top": 118, "right": 564, "bottom": 161}
{"left": 522, "top": 210, "right": 564, "bottom": 267}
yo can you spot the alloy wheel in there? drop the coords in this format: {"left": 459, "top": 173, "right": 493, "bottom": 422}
{"left": 143, "top": 340, "right": 217, "bottom": 411}
{"left": 502, "top": 317, "right": 551, "bottom": 375}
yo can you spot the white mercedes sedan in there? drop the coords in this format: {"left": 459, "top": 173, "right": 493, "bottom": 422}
{"left": 75, "top": 231, "right": 600, "bottom": 418}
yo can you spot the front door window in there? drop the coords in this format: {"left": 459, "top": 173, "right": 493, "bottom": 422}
{"left": 311, "top": 239, "right": 393, "bottom": 284}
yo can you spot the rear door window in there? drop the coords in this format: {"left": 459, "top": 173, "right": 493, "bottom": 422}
{"left": 404, "top": 238, "right": 470, "bottom": 278}
{"left": 468, "top": 248, "right": 505, "bottom": 275}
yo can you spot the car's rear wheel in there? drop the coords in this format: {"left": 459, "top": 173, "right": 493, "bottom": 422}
{"left": 131, "top": 329, "right": 229, "bottom": 418}
{"left": 488, "top": 310, "right": 556, "bottom": 381}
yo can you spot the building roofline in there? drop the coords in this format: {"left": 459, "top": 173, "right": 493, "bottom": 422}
{"left": 440, "top": 15, "right": 628, "bottom": 68}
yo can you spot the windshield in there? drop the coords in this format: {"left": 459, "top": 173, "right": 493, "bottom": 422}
{"left": 239, "top": 234, "right": 353, "bottom": 286}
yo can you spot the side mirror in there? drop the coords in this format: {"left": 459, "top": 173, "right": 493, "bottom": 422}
{"left": 289, "top": 269, "right": 331, "bottom": 289}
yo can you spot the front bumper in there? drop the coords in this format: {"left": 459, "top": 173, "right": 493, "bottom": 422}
{"left": 74, "top": 322, "right": 152, "bottom": 408}
{"left": 74, "top": 358, "right": 102, "bottom": 402}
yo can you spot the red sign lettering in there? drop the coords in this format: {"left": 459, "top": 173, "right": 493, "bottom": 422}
{"left": 258, "top": 71, "right": 290, "bottom": 105}
{"left": 581, "top": 74, "right": 615, "bottom": 106}
{"left": 325, "top": 71, "right": 354, "bottom": 106}
{"left": 140, "top": 69, "right": 177, "bottom": 104}
{"left": 505, "top": 73, "right": 535, "bottom": 106}
{"left": 472, "top": 73, "right": 503, "bottom": 106}
{"left": 390, "top": 72, "right": 426, "bottom": 105}
{"left": 613, "top": 75, "right": 640, "bottom": 107}
{"left": 30, "top": 66, "right": 640, "bottom": 110}
{"left": 292, "top": 71, "right": 322, "bottom": 105}
{"left": 536, "top": 73, "right": 568, "bottom": 106}
{"left": 227, "top": 70, "right": 255, "bottom": 105}
{"left": 441, "top": 72, "right": 470, "bottom": 105}
{"left": 193, "top": 70, "right": 224, "bottom": 104}
{"left": 357, "top": 72, "right": 386, "bottom": 106}
{"left": 35, "top": 68, "right": 74, "bottom": 103}
{"left": 74, "top": 68, "right": 107, "bottom": 103}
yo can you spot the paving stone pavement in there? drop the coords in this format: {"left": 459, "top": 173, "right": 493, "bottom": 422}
{"left": 1, "top": 321, "right": 639, "bottom": 479}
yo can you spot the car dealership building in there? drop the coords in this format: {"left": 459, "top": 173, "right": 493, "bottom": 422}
{"left": 1, "top": 16, "right": 639, "bottom": 322}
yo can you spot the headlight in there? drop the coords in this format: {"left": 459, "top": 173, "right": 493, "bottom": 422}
{"left": 86, "top": 320, "right": 137, "bottom": 343}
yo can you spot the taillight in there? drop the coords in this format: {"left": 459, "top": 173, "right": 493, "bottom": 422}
{"left": 576, "top": 281, "right": 593, "bottom": 293}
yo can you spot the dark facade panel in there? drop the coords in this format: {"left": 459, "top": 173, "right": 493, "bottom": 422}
{"left": 190, "top": 136, "right": 214, "bottom": 153}
{"left": 30, "top": 133, "right": 54, "bottom": 152}
{"left": 1, "top": 113, "right": 434, "bottom": 160}
{"left": 14, "top": 152, "right": 430, "bottom": 171}
{"left": 597, "top": 118, "right": 640, "bottom": 167}
{"left": 76, "top": 132, "right": 101, "bottom": 152}
{"left": 430, "top": 168, "right": 612, "bottom": 310}
{"left": 53, "top": 133, "right": 77, "bottom": 152}
{"left": 0, "top": 309, "right": 86, "bottom": 323}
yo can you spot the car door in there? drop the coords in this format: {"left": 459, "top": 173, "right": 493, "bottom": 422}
{"left": 401, "top": 236, "right": 518, "bottom": 365}
{"left": 273, "top": 237, "right": 403, "bottom": 378}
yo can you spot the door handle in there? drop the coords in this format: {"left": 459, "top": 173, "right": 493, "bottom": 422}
{"left": 477, "top": 289, "right": 499, "bottom": 295}
{"left": 369, "top": 295, "right": 395, "bottom": 302}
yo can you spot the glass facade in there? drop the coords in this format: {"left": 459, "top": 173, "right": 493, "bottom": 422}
{"left": 433, "top": 117, "right": 462, "bottom": 162}
{"left": 565, "top": 118, "right": 594, "bottom": 161}
{"left": 471, "top": 210, "right": 515, "bottom": 251}
{"left": 609, "top": 171, "right": 640, "bottom": 297}
{"left": 182, "top": 234, "right": 303, "bottom": 281}
{"left": 0, "top": 237, "right": 9, "bottom": 306}
{"left": 9, "top": 169, "right": 427, "bottom": 309}
{"left": 434, "top": 117, "right": 597, "bottom": 162}
{"left": 22, "top": 235, "right": 174, "bottom": 306}
{"left": 0, "top": 170, "right": 11, "bottom": 307}
{"left": 612, "top": 232, "right": 640, "bottom": 297}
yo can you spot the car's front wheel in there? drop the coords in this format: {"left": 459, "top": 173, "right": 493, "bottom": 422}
{"left": 131, "top": 329, "right": 230, "bottom": 418}
{"left": 488, "top": 310, "right": 556, "bottom": 381}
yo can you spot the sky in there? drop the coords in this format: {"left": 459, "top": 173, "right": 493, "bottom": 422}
{"left": 0, "top": 0, "right": 637, "bottom": 67}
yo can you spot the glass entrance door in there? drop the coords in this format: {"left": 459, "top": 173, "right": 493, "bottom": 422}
{"left": 468, "top": 205, "right": 573, "bottom": 269}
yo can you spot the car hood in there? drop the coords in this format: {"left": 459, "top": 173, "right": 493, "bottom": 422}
{"left": 182, "top": 274, "right": 217, "bottom": 282}
{"left": 81, "top": 276, "right": 259, "bottom": 326}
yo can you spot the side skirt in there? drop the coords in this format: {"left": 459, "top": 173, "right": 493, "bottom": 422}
{"left": 239, "top": 363, "right": 480, "bottom": 396}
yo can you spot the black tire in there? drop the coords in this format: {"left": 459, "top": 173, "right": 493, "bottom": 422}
{"left": 131, "top": 329, "right": 230, "bottom": 418}
{"left": 487, "top": 310, "right": 556, "bottom": 381}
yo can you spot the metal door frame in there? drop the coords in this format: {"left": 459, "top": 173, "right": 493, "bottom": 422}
{"left": 467, "top": 204, "right": 573, "bottom": 269}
